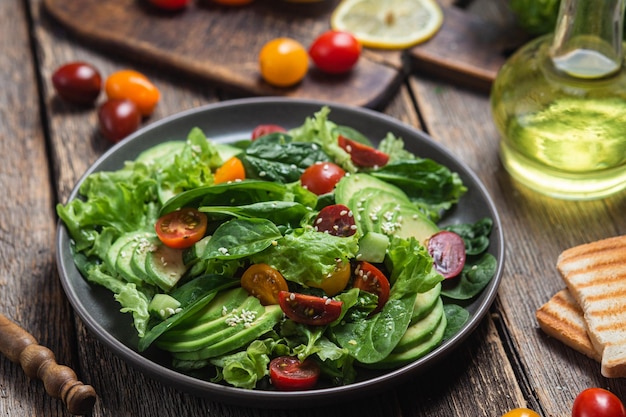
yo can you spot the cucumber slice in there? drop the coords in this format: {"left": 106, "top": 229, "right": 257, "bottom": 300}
{"left": 394, "top": 297, "right": 444, "bottom": 353}
{"left": 374, "top": 202, "right": 439, "bottom": 242}
{"left": 411, "top": 282, "right": 442, "bottom": 322}
{"left": 115, "top": 240, "right": 144, "bottom": 285}
{"left": 148, "top": 294, "right": 182, "bottom": 319}
{"left": 145, "top": 244, "right": 187, "bottom": 291}
{"left": 130, "top": 235, "right": 159, "bottom": 286}
{"left": 136, "top": 141, "right": 185, "bottom": 165}
{"left": 105, "top": 231, "right": 153, "bottom": 277}
{"left": 182, "top": 235, "right": 211, "bottom": 265}
{"left": 357, "top": 232, "right": 389, "bottom": 263}
{"left": 335, "top": 173, "right": 408, "bottom": 207}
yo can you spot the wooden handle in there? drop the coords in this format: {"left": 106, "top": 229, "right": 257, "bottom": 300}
{"left": 0, "top": 313, "right": 97, "bottom": 415}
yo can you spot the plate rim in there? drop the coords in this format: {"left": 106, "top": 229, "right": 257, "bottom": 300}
{"left": 56, "top": 97, "right": 505, "bottom": 406}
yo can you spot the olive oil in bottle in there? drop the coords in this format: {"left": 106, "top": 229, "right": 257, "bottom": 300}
{"left": 490, "top": 0, "right": 626, "bottom": 199}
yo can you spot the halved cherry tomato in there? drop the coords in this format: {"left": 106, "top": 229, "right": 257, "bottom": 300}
{"left": 501, "top": 409, "right": 540, "bottom": 417}
{"left": 241, "top": 263, "right": 288, "bottom": 305}
{"left": 306, "top": 260, "right": 351, "bottom": 296}
{"left": 259, "top": 38, "right": 309, "bottom": 87}
{"left": 572, "top": 388, "right": 626, "bottom": 417}
{"left": 337, "top": 135, "right": 389, "bottom": 168}
{"left": 155, "top": 208, "right": 208, "bottom": 249}
{"left": 278, "top": 291, "right": 343, "bottom": 326}
{"left": 148, "top": 0, "right": 190, "bottom": 10}
{"left": 353, "top": 261, "right": 390, "bottom": 313}
{"left": 251, "top": 124, "right": 287, "bottom": 140}
{"left": 309, "top": 30, "right": 361, "bottom": 74}
{"left": 214, "top": 156, "right": 246, "bottom": 184}
{"left": 269, "top": 356, "right": 320, "bottom": 391}
{"left": 427, "top": 230, "right": 466, "bottom": 279}
{"left": 300, "top": 162, "right": 346, "bottom": 195}
{"left": 313, "top": 204, "right": 356, "bottom": 237}
{"left": 105, "top": 70, "right": 160, "bottom": 116}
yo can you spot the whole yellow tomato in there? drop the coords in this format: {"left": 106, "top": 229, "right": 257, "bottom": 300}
{"left": 502, "top": 408, "right": 541, "bottom": 417}
{"left": 258, "top": 38, "right": 308, "bottom": 87}
{"left": 105, "top": 70, "right": 160, "bottom": 116}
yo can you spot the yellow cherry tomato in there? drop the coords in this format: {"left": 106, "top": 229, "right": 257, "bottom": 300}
{"left": 214, "top": 156, "right": 246, "bottom": 184}
{"left": 502, "top": 408, "right": 541, "bottom": 417}
{"left": 259, "top": 38, "right": 309, "bottom": 87}
{"left": 105, "top": 70, "right": 160, "bottom": 116}
{"left": 306, "top": 260, "right": 351, "bottom": 296}
{"left": 212, "top": 0, "right": 254, "bottom": 4}
{"left": 241, "top": 263, "right": 288, "bottom": 305}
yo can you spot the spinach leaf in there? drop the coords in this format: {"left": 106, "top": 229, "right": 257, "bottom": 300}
{"left": 441, "top": 254, "right": 498, "bottom": 300}
{"left": 203, "top": 218, "right": 282, "bottom": 260}
{"left": 199, "top": 201, "right": 311, "bottom": 228}
{"left": 444, "top": 217, "right": 493, "bottom": 255}
{"left": 442, "top": 304, "right": 469, "bottom": 340}
{"left": 160, "top": 180, "right": 288, "bottom": 215}
{"left": 240, "top": 133, "right": 331, "bottom": 183}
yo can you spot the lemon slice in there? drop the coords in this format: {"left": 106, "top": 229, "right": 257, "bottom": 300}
{"left": 330, "top": 0, "right": 444, "bottom": 49}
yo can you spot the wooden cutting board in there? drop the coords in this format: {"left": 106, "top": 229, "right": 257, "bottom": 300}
{"left": 42, "top": 0, "right": 517, "bottom": 108}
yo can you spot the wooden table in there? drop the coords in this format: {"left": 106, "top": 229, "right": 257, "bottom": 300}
{"left": 2, "top": 0, "right": 625, "bottom": 416}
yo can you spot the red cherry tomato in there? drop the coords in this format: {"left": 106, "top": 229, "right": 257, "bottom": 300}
{"left": 278, "top": 291, "right": 343, "bottom": 326}
{"left": 353, "top": 261, "right": 390, "bottom": 313}
{"left": 240, "top": 263, "right": 288, "bottom": 305}
{"left": 427, "top": 230, "right": 466, "bottom": 279}
{"left": 51, "top": 62, "right": 102, "bottom": 105}
{"left": 309, "top": 30, "right": 361, "bottom": 74}
{"left": 97, "top": 99, "right": 142, "bottom": 143}
{"left": 300, "top": 162, "right": 346, "bottom": 195}
{"left": 269, "top": 356, "right": 320, "bottom": 391}
{"left": 251, "top": 124, "right": 287, "bottom": 140}
{"left": 155, "top": 208, "right": 208, "bottom": 249}
{"left": 572, "top": 388, "right": 626, "bottom": 417}
{"left": 313, "top": 204, "right": 356, "bottom": 237}
{"left": 148, "top": 0, "right": 190, "bottom": 10}
{"left": 337, "top": 135, "right": 389, "bottom": 168}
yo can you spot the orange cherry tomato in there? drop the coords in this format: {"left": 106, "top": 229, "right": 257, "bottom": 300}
{"left": 241, "top": 263, "right": 289, "bottom": 305}
{"left": 306, "top": 260, "right": 351, "bottom": 296}
{"left": 212, "top": 0, "right": 254, "bottom": 4}
{"left": 501, "top": 408, "right": 541, "bottom": 417}
{"left": 259, "top": 38, "right": 309, "bottom": 87}
{"left": 214, "top": 156, "right": 246, "bottom": 184}
{"left": 155, "top": 208, "right": 208, "bottom": 249}
{"left": 105, "top": 70, "right": 160, "bottom": 116}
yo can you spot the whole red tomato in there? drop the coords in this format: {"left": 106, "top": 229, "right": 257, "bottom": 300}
{"left": 572, "top": 388, "right": 626, "bottom": 417}
{"left": 148, "top": 0, "right": 190, "bottom": 11}
{"left": 309, "top": 30, "right": 361, "bottom": 74}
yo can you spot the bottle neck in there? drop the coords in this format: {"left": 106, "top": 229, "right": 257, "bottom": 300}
{"left": 550, "top": 0, "right": 625, "bottom": 78}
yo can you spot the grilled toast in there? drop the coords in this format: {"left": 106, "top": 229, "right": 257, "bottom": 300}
{"left": 556, "top": 235, "right": 626, "bottom": 378}
{"left": 536, "top": 288, "right": 601, "bottom": 362}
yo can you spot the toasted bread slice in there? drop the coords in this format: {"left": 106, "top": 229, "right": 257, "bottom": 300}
{"left": 536, "top": 289, "right": 601, "bottom": 362}
{"left": 557, "top": 235, "right": 626, "bottom": 378}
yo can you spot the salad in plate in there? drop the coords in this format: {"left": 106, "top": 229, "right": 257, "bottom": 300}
{"left": 57, "top": 107, "right": 497, "bottom": 390}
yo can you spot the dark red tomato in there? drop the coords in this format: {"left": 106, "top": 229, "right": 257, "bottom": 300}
{"left": 427, "top": 231, "right": 466, "bottom": 279}
{"left": 155, "top": 208, "right": 208, "bottom": 249}
{"left": 148, "top": 0, "right": 190, "bottom": 10}
{"left": 251, "top": 124, "right": 286, "bottom": 140}
{"left": 309, "top": 30, "right": 361, "bottom": 74}
{"left": 300, "top": 162, "right": 346, "bottom": 195}
{"left": 353, "top": 261, "right": 390, "bottom": 313}
{"left": 97, "top": 99, "right": 142, "bottom": 143}
{"left": 572, "top": 388, "right": 626, "bottom": 417}
{"left": 269, "top": 356, "right": 320, "bottom": 391}
{"left": 278, "top": 291, "right": 343, "bottom": 326}
{"left": 313, "top": 204, "right": 356, "bottom": 237}
{"left": 52, "top": 62, "right": 102, "bottom": 105}
{"left": 337, "top": 135, "right": 389, "bottom": 168}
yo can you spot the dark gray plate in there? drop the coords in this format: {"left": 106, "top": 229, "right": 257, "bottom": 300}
{"left": 56, "top": 97, "right": 504, "bottom": 408}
